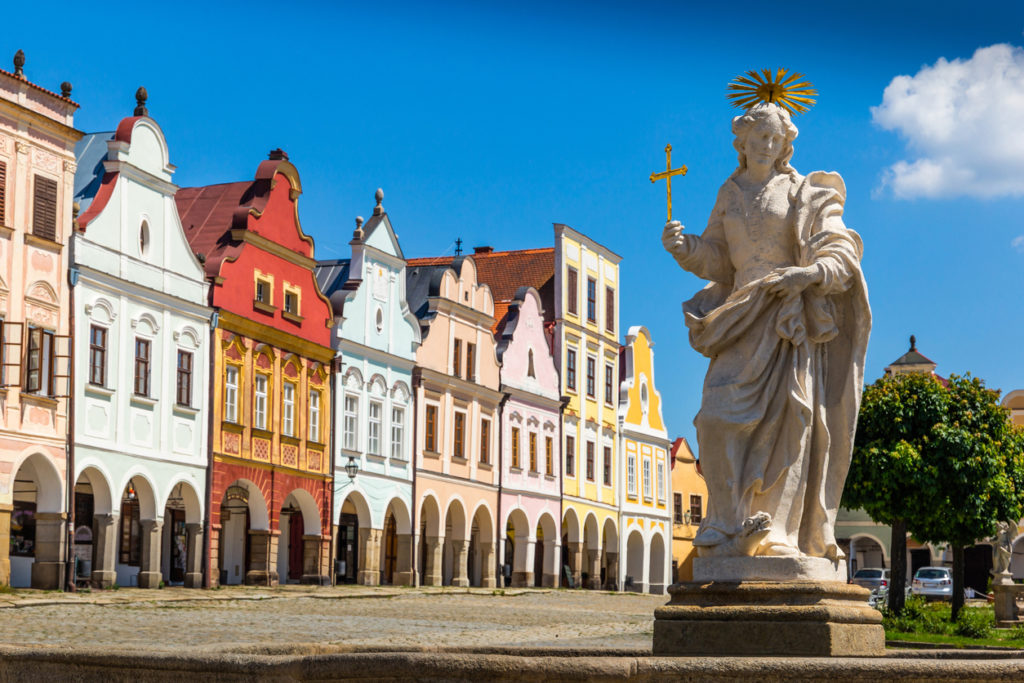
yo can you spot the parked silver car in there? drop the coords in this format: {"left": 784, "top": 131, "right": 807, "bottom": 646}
{"left": 911, "top": 566, "right": 953, "bottom": 600}
{"left": 851, "top": 568, "right": 889, "bottom": 590}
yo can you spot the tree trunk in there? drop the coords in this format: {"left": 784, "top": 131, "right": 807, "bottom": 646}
{"left": 951, "top": 544, "right": 965, "bottom": 621}
{"left": 887, "top": 518, "right": 908, "bottom": 614}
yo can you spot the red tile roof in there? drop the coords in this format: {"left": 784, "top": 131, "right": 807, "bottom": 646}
{"left": 0, "top": 68, "right": 79, "bottom": 108}
{"left": 175, "top": 181, "right": 252, "bottom": 280}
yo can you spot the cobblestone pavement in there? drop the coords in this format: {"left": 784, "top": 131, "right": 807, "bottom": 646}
{"left": 0, "top": 585, "right": 664, "bottom": 652}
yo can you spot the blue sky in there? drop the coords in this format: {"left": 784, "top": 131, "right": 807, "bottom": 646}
{"left": 10, "top": 1, "right": 1024, "bottom": 448}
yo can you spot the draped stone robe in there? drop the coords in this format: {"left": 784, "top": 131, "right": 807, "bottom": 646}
{"left": 672, "top": 170, "right": 870, "bottom": 559}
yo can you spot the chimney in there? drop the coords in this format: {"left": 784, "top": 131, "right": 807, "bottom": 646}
{"left": 474, "top": 246, "right": 493, "bottom": 255}
{"left": 268, "top": 148, "right": 288, "bottom": 161}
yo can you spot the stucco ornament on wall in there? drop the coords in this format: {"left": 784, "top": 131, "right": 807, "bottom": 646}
{"left": 660, "top": 75, "right": 870, "bottom": 564}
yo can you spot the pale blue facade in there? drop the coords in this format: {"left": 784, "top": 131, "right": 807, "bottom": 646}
{"left": 316, "top": 194, "right": 420, "bottom": 585}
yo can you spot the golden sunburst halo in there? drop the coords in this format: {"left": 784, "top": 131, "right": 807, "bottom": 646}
{"left": 727, "top": 68, "right": 818, "bottom": 116}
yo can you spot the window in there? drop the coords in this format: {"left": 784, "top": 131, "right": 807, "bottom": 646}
{"left": 641, "top": 382, "right": 649, "bottom": 414}
{"left": 466, "top": 343, "right": 475, "bottom": 382}
{"left": 529, "top": 432, "right": 538, "bottom": 472}
{"left": 690, "top": 495, "right": 703, "bottom": 524}
{"left": 604, "top": 363, "right": 613, "bottom": 404}
{"left": 344, "top": 395, "right": 359, "bottom": 450}
{"left": 452, "top": 339, "right": 462, "bottom": 378}
{"left": 176, "top": 350, "right": 193, "bottom": 407}
{"left": 565, "top": 435, "right": 575, "bottom": 477}
{"left": 674, "top": 494, "right": 683, "bottom": 524}
{"left": 511, "top": 427, "right": 520, "bottom": 468}
{"left": 253, "top": 375, "right": 268, "bottom": 430}
{"left": 479, "top": 417, "right": 490, "bottom": 464}
{"left": 527, "top": 349, "right": 535, "bottom": 378}
{"left": 585, "top": 442, "right": 595, "bottom": 481}
{"left": 425, "top": 404, "right": 438, "bottom": 452}
{"left": 255, "top": 278, "right": 271, "bottom": 304}
{"left": 309, "top": 390, "right": 321, "bottom": 442}
{"left": 586, "top": 277, "right": 596, "bottom": 322}
{"left": 133, "top": 338, "right": 150, "bottom": 397}
{"left": 603, "top": 446, "right": 612, "bottom": 486}
{"left": 89, "top": 325, "right": 107, "bottom": 386}
{"left": 391, "top": 406, "right": 405, "bottom": 459}
{"left": 284, "top": 290, "right": 298, "bottom": 314}
{"left": 567, "top": 267, "right": 578, "bottom": 315}
{"left": 545, "top": 436, "right": 553, "bottom": 475}
{"left": 224, "top": 366, "right": 238, "bottom": 422}
{"left": 32, "top": 175, "right": 57, "bottom": 241}
{"left": 586, "top": 356, "right": 596, "bottom": 398}
{"left": 627, "top": 450, "right": 637, "bottom": 496}
{"left": 566, "top": 349, "right": 577, "bottom": 391}
{"left": 643, "top": 458, "right": 652, "bottom": 501}
{"left": 657, "top": 460, "right": 666, "bottom": 502}
{"left": 25, "top": 327, "right": 55, "bottom": 396}
{"left": 368, "top": 400, "right": 383, "bottom": 455}
{"left": 605, "top": 286, "right": 615, "bottom": 332}
{"left": 0, "top": 160, "right": 6, "bottom": 226}
{"left": 282, "top": 382, "right": 295, "bottom": 436}
{"left": 139, "top": 220, "right": 150, "bottom": 256}
{"left": 453, "top": 411, "right": 466, "bottom": 458}
{"left": 118, "top": 497, "right": 141, "bottom": 566}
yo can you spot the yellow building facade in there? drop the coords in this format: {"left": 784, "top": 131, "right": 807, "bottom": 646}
{"left": 670, "top": 437, "right": 706, "bottom": 582}
{"left": 618, "top": 327, "right": 672, "bottom": 593}
{"left": 553, "top": 224, "right": 622, "bottom": 589}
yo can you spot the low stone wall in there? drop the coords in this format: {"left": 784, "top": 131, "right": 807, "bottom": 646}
{"left": 3, "top": 645, "right": 1024, "bottom": 682}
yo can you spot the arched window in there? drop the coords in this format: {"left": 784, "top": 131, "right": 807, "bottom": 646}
{"left": 527, "top": 349, "right": 535, "bottom": 378}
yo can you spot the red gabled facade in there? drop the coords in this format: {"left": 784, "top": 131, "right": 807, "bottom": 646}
{"left": 177, "top": 150, "right": 335, "bottom": 586}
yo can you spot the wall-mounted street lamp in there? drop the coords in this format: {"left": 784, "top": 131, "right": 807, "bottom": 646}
{"left": 345, "top": 456, "right": 359, "bottom": 481}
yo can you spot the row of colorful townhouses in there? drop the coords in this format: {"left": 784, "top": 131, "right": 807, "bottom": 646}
{"left": 0, "top": 60, "right": 707, "bottom": 594}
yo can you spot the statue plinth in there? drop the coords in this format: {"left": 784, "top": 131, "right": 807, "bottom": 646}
{"left": 693, "top": 556, "right": 847, "bottom": 583}
{"left": 653, "top": 574, "right": 885, "bottom": 657}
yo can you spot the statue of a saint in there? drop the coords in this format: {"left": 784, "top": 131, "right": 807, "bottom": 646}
{"left": 992, "top": 521, "right": 1014, "bottom": 576}
{"left": 662, "top": 101, "right": 870, "bottom": 561}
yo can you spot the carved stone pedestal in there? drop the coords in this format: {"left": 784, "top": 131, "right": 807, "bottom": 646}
{"left": 653, "top": 580, "right": 885, "bottom": 657}
{"left": 993, "top": 581, "right": 1023, "bottom": 627}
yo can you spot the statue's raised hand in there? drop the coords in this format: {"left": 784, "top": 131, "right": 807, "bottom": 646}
{"left": 764, "top": 265, "right": 821, "bottom": 297}
{"left": 662, "top": 220, "right": 687, "bottom": 255}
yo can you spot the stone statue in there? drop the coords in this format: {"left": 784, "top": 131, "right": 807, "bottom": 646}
{"left": 992, "top": 521, "right": 1014, "bottom": 577}
{"left": 661, "top": 102, "right": 871, "bottom": 562}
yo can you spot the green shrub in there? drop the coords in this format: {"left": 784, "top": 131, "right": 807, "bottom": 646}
{"left": 953, "top": 607, "right": 992, "bottom": 639}
{"left": 1007, "top": 623, "right": 1024, "bottom": 642}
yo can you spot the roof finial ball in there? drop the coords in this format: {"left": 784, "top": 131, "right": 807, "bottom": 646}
{"left": 134, "top": 87, "right": 148, "bottom": 116}
{"left": 60, "top": 82, "right": 72, "bottom": 98}
{"left": 353, "top": 216, "right": 365, "bottom": 242}
{"left": 373, "top": 188, "right": 384, "bottom": 216}
{"left": 909, "top": 334, "right": 917, "bottom": 352}
{"left": 13, "top": 50, "right": 25, "bottom": 79}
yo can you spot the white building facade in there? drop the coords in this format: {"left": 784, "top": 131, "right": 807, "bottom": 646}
{"left": 71, "top": 101, "right": 211, "bottom": 588}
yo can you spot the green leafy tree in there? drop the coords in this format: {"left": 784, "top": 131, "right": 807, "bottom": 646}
{"left": 843, "top": 371, "right": 947, "bottom": 614}
{"left": 908, "top": 374, "right": 1024, "bottom": 619}
{"left": 844, "top": 372, "right": 1024, "bottom": 619}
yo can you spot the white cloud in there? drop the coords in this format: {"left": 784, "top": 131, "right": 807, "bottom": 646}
{"left": 1013, "top": 236, "right": 1024, "bottom": 252}
{"left": 872, "top": 44, "right": 1024, "bottom": 199}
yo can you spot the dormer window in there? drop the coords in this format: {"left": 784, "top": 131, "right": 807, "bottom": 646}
{"left": 256, "top": 279, "right": 271, "bottom": 304}
{"left": 284, "top": 291, "right": 298, "bottom": 314}
{"left": 139, "top": 220, "right": 150, "bottom": 257}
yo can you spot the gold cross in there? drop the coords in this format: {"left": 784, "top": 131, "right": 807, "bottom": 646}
{"left": 650, "top": 144, "right": 687, "bottom": 222}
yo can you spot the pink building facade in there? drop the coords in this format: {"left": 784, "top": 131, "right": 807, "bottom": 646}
{"left": 495, "top": 287, "right": 562, "bottom": 587}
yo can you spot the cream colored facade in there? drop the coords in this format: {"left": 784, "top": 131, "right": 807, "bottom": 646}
{"left": 553, "top": 224, "right": 622, "bottom": 589}
{"left": 670, "top": 437, "right": 706, "bottom": 582}
{"left": 618, "top": 326, "right": 671, "bottom": 593}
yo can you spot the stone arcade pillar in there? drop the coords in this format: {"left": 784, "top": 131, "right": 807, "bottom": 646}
{"left": 479, "top": 541, "right": 497, "bottom": 588}
{"left": 137, "top": 519, "right": 163, "bottom": 589}
{"left": 567, "top": 541, "right": 583, "bottom": 588}
{"left": 0, "top": 504, "right": 10, "bottom": 586}
{"left": 183, "top": 523, "right": 203, "bottom": 588}
{"left": 91, "top": 513, "right": 118, "bottom": 588}
{"left": 604, "top": 551, "right": 619, "bottom": 591}
{"left": 393, "top": 533, "right": 416, "bottom": 586}
{"left": 586, "top": 547, "right": 601, "bottom": 590}
{"left": 542, "top": 540, "right": 560, "bottom": 587}
{"left": 511, "top": 540, "right": 535, "bottom": 587}
{"left": 246, "top": 529, "right": 279, "bottom": 586}
{"left": 358, "top": 527, "right": 382, "bottom": 586}
{"left": 449, "top": 539, "right": 470, "bottom": 587}
{"left": 301, "top": 535, "right": 329, "bottom": 585}
{"left": 422, "top": 536, "right": 443, "bottom": 586}
{"left": 31, "top": 512, "right": 66, "bottom": 590}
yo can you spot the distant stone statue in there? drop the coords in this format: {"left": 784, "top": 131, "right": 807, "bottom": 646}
{"left": 661, "top": 101, "right": 871, "bottom": 561}
{"left": 992, "top": 521, "right": 1014, "bottom": 577}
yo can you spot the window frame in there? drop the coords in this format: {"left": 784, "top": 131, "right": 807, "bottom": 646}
{"left": 689, "top": 494, "right": 703, "bottom": 524}
{"left": 253, "top": 374, "right": 268, "bottom": 431}
{"left": 133, "top": 337, "right": 151, "bottom": 398}
{"left": 343, "top": 394, "right": 359, "bottom": 451}
{"left": 368, "top": 399, "right": 383, "bottom": 456}
{"left": 479, "top": 417, "right": 491, "bottom": 464}
{"left": 511, "top": 427, "right": 521, "bottom": 469}
{"left": 391, "top": 405, "right": 405, "bottom": 460}
{"left": 466, "top": 342, "right": 476, "bottom": 382}
{"left": 566, "top": 266, "right": 578, "bottom": 316}
{"left": 176, "top": 349, "right": 193, "bottom": 407}
{"left": 603, "top": 445, "right": 612, "bottom": 486}
{"left": 586, "top": 355, "right": 596, "bottom": 398}
{"left": 453, "top": 410, "right": 466, "bottom": 459}
{"left": 604, "top": 363, "right": 613, "bottom": 405}
{"left": 452, "top": 339, "right": 462, "bottom": 379}
{"left": 89, "top": 325, "right": 107, "bottom": 387}
{"left": 627, "top": 449, "right": 637, "bottom": 497}
{"left": 565, "top": 435, "right": 575, "bottom": 478}
{"left": 425, "top": 404, "right": 438, "bottom": 452}
{"left": 545, "top": 436, "right": 553, "bottom": 476}
{"left": 282, "top": 382, "right": 296, "bottom": 437}
{"left": 643, "top": 457, "right": 652, "bottom": 502}
{"left": 529, "top": 432, "right": 538, "bottom": 472}
{"left": 673, "top": 493, "right": 683, "bottom": 524}
{"left": 586, "top": 276, "right": 596, "bottom": 322}
{"left": 224, "top": 366, "right": 239, "bottom": 423}
{"left": 657, "top": 459, "right": 666, "bottom": 502}
{"left": 308, "top": 389, "right": 321, "bottom": 442}
{"left": 566, "top": 349, "right": 577, "bottom": 392}
{"left": 605, "top": 285, "right": 615, "bottom": 333}
{"left": 585, "top": 441, "right": 595, "bottom": 481}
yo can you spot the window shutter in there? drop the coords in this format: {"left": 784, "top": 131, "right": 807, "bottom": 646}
{"left": 0, "top": 161, "right": 7, "bottom": 226}
{"left": 32, "top": 175, "right": 58, "bottom": 242}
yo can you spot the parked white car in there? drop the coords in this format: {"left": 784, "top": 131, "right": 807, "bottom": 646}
{"left": 911, "top": 566, "right": 953, "bottom": 600}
